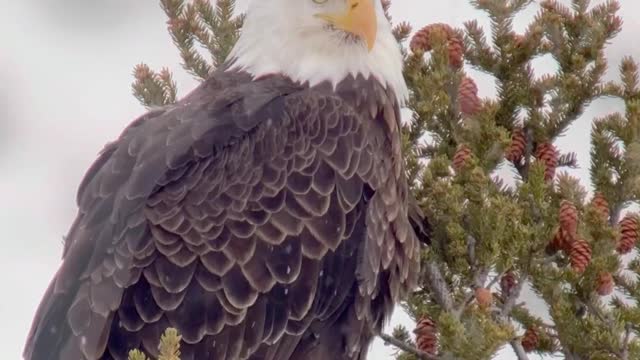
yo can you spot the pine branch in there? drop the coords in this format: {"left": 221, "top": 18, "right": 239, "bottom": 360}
{"left": 128, "top": 350, "right": 149, "bottom": 360}
{"left": 158, "top": 328, "right": 181, "bottom": 360}
{"left": 423, "top": 260, "right": 455, "bottom": 312}
{"left": 558, "top": 152, "right": 578, "bottom": 168}
{"left": 377, "top": 331, "right": 438, "bottom": 360}
{"left": 131, "top": 63, "right": 178, "bottom": 108}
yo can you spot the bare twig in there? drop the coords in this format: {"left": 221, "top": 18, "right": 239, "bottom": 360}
{"left": 485, "top": 269, "right": 504, "bottom": 288}
{"left": 620, "top": 323, "right": 632, "bottom": 360}
{"left": 609, "top": 202, "right": 624, "bottom": 226}
{"left": 377, "top": 332, "right": 438, "bottom": 360}
{"left": 520, "top": 127, "right": 534, "bottom": 181}
{"left": 466, "top": 233, "right": 477, "bottom": 267}
{"left": 510, "top": 339, "right": 530, "bottom": 360}
{"left": 423, "top": 260, "right": 455, "bottom": 312}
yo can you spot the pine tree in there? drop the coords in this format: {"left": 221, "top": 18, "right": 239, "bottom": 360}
{"left": 131, "top": 0, "right": 640, "bottom": 359}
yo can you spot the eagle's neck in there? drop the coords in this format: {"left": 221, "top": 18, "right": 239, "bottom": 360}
{"left": 224, "top": 11, "right": 409, "bottom": 105}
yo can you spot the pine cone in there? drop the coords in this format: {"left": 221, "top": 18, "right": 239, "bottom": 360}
{"left": 559, "top": 200, "right": 578, "bottom": 235}
{"left": 590, "top": 192, "right": 610, "bottom": 222}
{"left": 546, "top": 226, "right": 574, "bottom": 254}
{"left": 448, "top": 34, "right": 464, "bottom": 69}
{"left": 458, "top": 77, "right": 481, "bottom": 116}
{"left": 453, "top": 144, "right": 472, "bottom": 171}
{"left": 596, "top": 272, "right": 614, "bottom": 296}
{"left": 505, "top": 127, "right": 526, "bottom": 163}
{"left": 569, "top": 239, "right": 592, "bottom": 273}
{"left": 410, "top": 23, "right": 464, "bottom": 68}
{"left": 414, "top": 317, "right": 438, "bottom": 355}
{"left": 521, "top": 326, "right": 539, "bottom": 352}
{"left": 535, "top": 142, "right": 558, "bottom": 182}
{"left": 475, "top": 287, "right": 492, "bottom": 309}
{"left": 616, "top": 215, "right": 639, "bottom": 254}
{"left": 410, "top": 23, "right": 452, "bottom": 52}
{"left": 500, "top": 271, "right": 516, "bottom": 298}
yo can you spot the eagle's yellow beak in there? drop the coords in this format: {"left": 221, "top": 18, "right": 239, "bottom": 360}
{"left": 315, "top": 0, "right": 377, "bottom": 51}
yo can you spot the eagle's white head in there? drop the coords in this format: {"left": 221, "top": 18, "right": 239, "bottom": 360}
{"left": 226, "top": 0, "right": 409, "bottom": 103}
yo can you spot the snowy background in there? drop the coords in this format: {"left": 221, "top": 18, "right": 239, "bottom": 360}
{"left": 1, "top": 0, "right": 638, "bottom": 359}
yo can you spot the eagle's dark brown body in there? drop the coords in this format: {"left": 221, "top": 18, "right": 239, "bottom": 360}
{"left": 24, "top": 70, "right": 422, "bottom": 360}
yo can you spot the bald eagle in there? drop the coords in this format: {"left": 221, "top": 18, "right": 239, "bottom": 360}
{"left": 24, "top": 0, "right": 427, "bottom": 359}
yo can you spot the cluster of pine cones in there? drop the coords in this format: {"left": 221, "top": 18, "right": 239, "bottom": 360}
{"left": 546, "top": 200, "right": 593, "bottom": 273}
{"left": 409, "top": 23, "right": 481, "bottom": 117}
{"left": 408, "top": 19, "right": 640, "bottom": 359}
{"left": 410, "top": 23, "right": 464, "bottom": 69}
{"left": 545, "top": 194, "right": 639, "bottom": 295}
{"left": 505, "top": 128, "right": 559, "bottom": 182}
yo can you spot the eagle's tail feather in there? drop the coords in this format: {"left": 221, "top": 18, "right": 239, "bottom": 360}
{"left": 23, "top": 274, "right": 76, "bottom": 360}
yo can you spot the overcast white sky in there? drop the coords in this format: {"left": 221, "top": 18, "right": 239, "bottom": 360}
{"left": 0, "top": 0, "right": 638, "bottom": 359}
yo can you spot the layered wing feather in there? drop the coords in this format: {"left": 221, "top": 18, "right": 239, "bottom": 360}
{"left": 24, "top": 72, "right": 419, "bottom": 360}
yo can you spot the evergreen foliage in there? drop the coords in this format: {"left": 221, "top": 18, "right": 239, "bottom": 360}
{"left": 128, "top": 327, "right": 182, "bottom": 360}
{"left": 131, "top": 0, "right": 640, "bottom": 359}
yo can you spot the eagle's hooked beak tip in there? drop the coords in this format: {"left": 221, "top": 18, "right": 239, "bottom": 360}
{"left": 315, "top": 0, "right": 377, "bottom": 52}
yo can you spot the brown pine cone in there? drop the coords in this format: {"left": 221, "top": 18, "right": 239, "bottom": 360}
{"left": 448, "top": 34, "right": 465, "bottom": 69}
{"left": 535, "top": 142, "right": 558, "bottom": 182}
{"left": 410, "top": 23, "right": 464, "bottom": 68}
{"left": 453, "top": 144, "right": 472, "bottom": 171}
{"left": 546, "top": 226, "right": 575, "bottom": 254}
{"left": 570, "top": 239, "right": 592, "bottom": 273}
{"left": 410, "top": 23, "right": 452, "bottom": 52}
{"left": 559, "top": 200, "right": 578, "bottom": 235}
{"left": 414, "top": 317, "right": 438, "bottom": 355}
{"left": 505, "top": 127, "right": 526, "bottom": 163}
{"left": 616, "top": 215, "right": 639, "bottom": 254}
{"left": 596, "top": 272, "right": 614, "bottom": 296}
{"left": 590, "top": 192, "right": 610, "bottom": 222}
{"left": 521, "top": 326, "right": 539, "bottom": 352}
{"left": 475, "top": 287, "right": 492, "bottom": 309}
{"left": 500, "top": 271, "right": 516, "bottom": 298}
{"left": 458, "top": 77, "right": 481, "bottom": 116}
